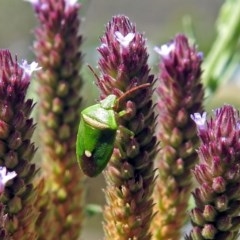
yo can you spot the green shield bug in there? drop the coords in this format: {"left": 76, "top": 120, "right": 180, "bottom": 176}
{"left": 76, "top": 95, "right": 118, "bottom": 177}
{"left": 76, "top": 83, "right": 151, "bottom": 177}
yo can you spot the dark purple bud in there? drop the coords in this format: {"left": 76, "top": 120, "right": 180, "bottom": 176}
{"left": 18, "top": 140, "right": 36, "bottom": 160}
{"left": 5, "top": 151, "right": 18, "bottom": 169}
{"left": 225, "top": 164, "right": 240, "bottom": 182}
{"left": 216, "top": 215, "right": 232, "bottom": 231}
{"left": 231, "top": 216, "right": 240, "bottom": 231}
{"left": 226, "top": 183, "right": 240, "bottom": 200}
{"left": 11, "top": 177, "right": 26, "bottom": 196}
{"left": 13, "top": 112, "right": 25, "bottom": 130}
{"left": 0, "top": 140, "right": 6, "bottom": 157}
{"left": 121, "top": 162, "right": 134, "bottom": 179}
{"left": 126, "top": 138, "right": 140, "bottom": 158}
{"left": 8, "top": 131, "right": 22, "bottom": 150}
{"left": 0, "top": 103, "right": 13, "bottom": 122}
{"left": 228, "top": 200, "right": 240, "bottom": 216}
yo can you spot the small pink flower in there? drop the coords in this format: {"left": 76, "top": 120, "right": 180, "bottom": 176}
{"left": 115, "top": 31, "right": 135, "bottom": 47}
{"left": 191, "top": 112, "right": 207, "bottom": 129}
{"left": 154, "top": 43, "right": 175, "bottom": 58}
{"left": 19, "top": 60, "right": 41, "bottom": 77}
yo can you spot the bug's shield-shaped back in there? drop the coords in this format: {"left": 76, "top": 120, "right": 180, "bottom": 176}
{"left": 76, "top": 96, "right": 118, "bottom": 177}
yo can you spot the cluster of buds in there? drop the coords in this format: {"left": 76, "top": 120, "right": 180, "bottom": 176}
{"left": 97, "top": 15, "right": 157, "bottom": 239}
{"left": 0, "top": 49, "right": 39, "bottom": 240}
{"left": 28, "top": 0, "right": 84, "bottom": 239}
{"left": 188, "top": 105, "right": 240, "bottom": 239}
{"left": 152, "top": 34, "right": 204, "bottom": 239}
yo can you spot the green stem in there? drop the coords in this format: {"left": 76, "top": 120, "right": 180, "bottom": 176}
{"left": 203, "top": 0, "right": 240, "bottom": 93}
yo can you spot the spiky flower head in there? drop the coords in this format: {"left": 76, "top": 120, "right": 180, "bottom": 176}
{"left": 0, "top": 49, "right": 39, "bottom": 240}
{"left": 188, "top": 105, "right": 240, "bottom": 240}
{"left": 152, "top": 34, "right": 204, "bottom": 240}
{"left": 97, "top": 15, "right": 156, "bottom": 240}
{"left": 97, "top": 15, "right": 152, "bottom": 98}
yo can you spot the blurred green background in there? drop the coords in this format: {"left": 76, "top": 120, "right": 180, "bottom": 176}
{"left": 2, "top": 0, "right": 239, "bottom": 239}
{"left": 0, "top": 0, "right": 222, "bottom": 60}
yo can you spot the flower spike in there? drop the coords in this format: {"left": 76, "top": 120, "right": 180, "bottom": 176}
{"left": 31, "top": 0, "right": 84, "bottom": 239}
{"left": 97, "top": 15, "right": 157, "bottom": 239}
{"left": 152, "top": 34, "right": 204, "bottom": 240}
{"left": 187, "top": 105, "right": 240, "bottom": 239}
{"left": 0, "top": 49, "right": 39, "bottom": 240}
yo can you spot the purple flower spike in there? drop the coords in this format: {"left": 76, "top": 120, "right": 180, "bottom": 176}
{"left": 188, "top": 105, "right": 240, "bottom": 239}
{"left": 97, "top": 15, "right": 153, "bottom": 98}
{"left": 152, "top": 34, "right": 204, "bottom": 240}
{"left": 97, "top": 15, "right": 157, "bottom": 239}
{"left": 0, "top": 49, "right": 38, "bottom": 239}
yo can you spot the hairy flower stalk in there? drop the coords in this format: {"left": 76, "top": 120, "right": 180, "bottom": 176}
{"left": 96, "top": 15, "right": 157, "bottom": 239}
{"left": 0, "top": 49, "right": 39, "bottom": 239}
{"left": 152, "top": 35, "right": 204, "bottom": 240}
{"left": 29, "top": 0, "right": 84, "bottom": 239}
{"left": 187, "top": 105, "right": 240, "bottom": 240}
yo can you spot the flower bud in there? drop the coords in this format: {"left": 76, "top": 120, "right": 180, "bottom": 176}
{"left": 121, "top": 162, "right": 134, "bottom": 179}
{"left": 8, "top": 131, "right": 22, "bottom": 150}
{"left": 203, "top": 205, "right": 217, "bottom": 222}
{"left": 0, "top": 140, "right": 6, "bottom": 157}
{"left": 5, "top": 150, "right": 18, "bottom": 169}
{"left": 190, "top": 226, "right": 203, "bottom": 240}
{"left": 198, "top": 183, "right": 214, "bottom": 203}
{"left": 216, "top": 215, "right": 232, "bottom": 231}
{"left": 201, "top": 224, "right": 217, "bottom": 239}
{"left": 169, "top": 127, "right": 183, "bottom": 147}
{"left": 8, "top": 196, "right": 22, "bottom": 214}
{"left": 0, "top": 120, "right": 10, "bottom": 140}
{"left": 212, "top": 176, "right": 226, "bottom": 193}
{"left": 190, "top": 208, "right": 205, "bottom": 226}
{"left": 52, "top": 97, "right": 63, "bottom": 113}
{"left": 231, "top": 216, "right": 240, "bottom": 231}
{"left": 0, "top": 103, "right": 13, "bottom": 122}
{"left": 59, "top": 124, "right": 71, "bottom": 140}
{"left": 215, "top": 195, "right": 228, "bottom": 212}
